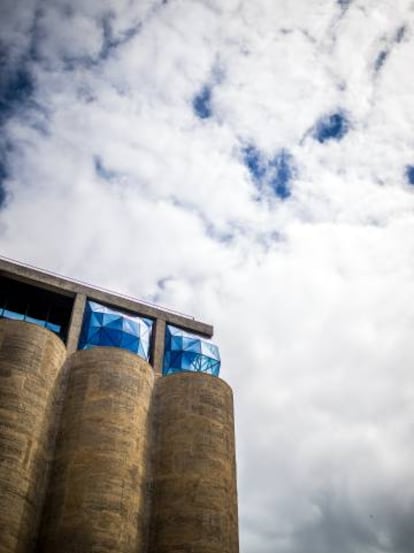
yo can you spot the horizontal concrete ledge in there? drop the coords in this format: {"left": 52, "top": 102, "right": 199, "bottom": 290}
{"left": 0, "top": 257, "right": 213, "bottom": 338}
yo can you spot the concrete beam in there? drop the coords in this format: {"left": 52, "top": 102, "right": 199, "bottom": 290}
{"left": 0, "top": 257, "right": 213, "bottom": 338}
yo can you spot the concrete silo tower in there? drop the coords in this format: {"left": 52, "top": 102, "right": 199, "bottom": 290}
{"left": 0, "top": 257, "right": 239, "bottom": 553}
{"left": 149, "top": 372, "right": 238, "bottom": 553}
{"left": 37, "top": 348, "right": 154, "bottom": 553}
{"left": 0, "top": 320, "right": 66, "bottom": 553}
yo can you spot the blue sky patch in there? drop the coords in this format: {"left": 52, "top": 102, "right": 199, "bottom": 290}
{"left": 193, "top": 85, "right": 212, "bottom": 119}
{"left": 0, "top": 185, "right": 6, "bottom": 207}
{"left": 243, "top": 145, "right": 266, "bottom": 182}
{"left": 243, "top": 145, "right": 295, "bottom": 200}
{"left": 0, "top": 65, "right": 34, "bottom": 122}
{"left": 0, "top": 154, "right": 8, "bottom": 207}
{"left": 94, "top": 156, "right": 119, "bottom": 181}
{"left": 395, "top": 26, "right": 406, "bottom": 43}
{"left": 268, "top": 150, "right": 295, "bottom": 200}
{"left": 406, "top": 165, "right": 414, "bottom": 185}
{"left": 313, "top": 112, "right": 349, "bottom": 143}
{"left": 374, "top": 50, "right": 388, "bottom": 71}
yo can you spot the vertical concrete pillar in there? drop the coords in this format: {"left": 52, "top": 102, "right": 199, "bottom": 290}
{"left": 150, "top": 318, "right": 166, "bottom": 376}
{"left": 38, "top": 347, "right": 154, "bottom": 553}
{"left": 149, "top": 372, "right": 239, "bottom": 553}
{"left": 0, "top": 320, "right": 66, "bottom": 553}
{"left": 65, "top": 293, "right": 86, "bottom": 354}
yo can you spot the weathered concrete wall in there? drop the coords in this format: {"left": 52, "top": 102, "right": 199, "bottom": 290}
{"left": 65, "top": 293, "right": 86, "bottom": 355}
{"left": 149, "top": 372, "right": 239, "bottom": 553}
{"left": 0, "top": 320, "right": 66, "bottom": 553}
{"left": 38, "top": 347, "right": 154, "bottom": 553}
{"left": 150, "top": 318, "right": 166, "bottom": 376}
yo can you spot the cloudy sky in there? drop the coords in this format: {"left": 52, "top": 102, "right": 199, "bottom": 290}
{"left": 2, "top": 0, "right": 414, "bottom": 551}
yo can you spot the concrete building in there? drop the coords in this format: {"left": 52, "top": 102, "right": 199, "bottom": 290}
{"left": 0, "top": 257, "right": 238, "bottom": 553}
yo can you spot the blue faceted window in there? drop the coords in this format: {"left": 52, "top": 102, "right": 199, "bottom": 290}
{"left": 163, "top": 325, "right": 221, "bottom": 377}
{"left": 78, "top": 300, "right": 153, "bottom": 361}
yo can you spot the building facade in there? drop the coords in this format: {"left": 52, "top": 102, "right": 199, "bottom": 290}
{"left": 0, "top": 257, "right": 238, "bottom": 553}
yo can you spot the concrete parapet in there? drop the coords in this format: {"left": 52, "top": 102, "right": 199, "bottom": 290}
{"left": 38, "top": 347, "right": 154, "bottom": 553}
{"left": 149, "top": 372, "right": 239, "bottom": 553}
{"left": 0, "top": 320, "right": 66, "bottom": 553}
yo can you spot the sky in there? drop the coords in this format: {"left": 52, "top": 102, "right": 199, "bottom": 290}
{"left": 2, "top": 1, "right": 414, "bottom": 551}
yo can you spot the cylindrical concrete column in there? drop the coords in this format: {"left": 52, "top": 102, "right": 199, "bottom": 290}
{"left": 38, "top": 347, "right": 154, "bottom": 553}
{"left": 0, "top": 319, "right": 67, "bottom": 553}
{"left": 149, "top": 372, "right": 239, "bottom": 553}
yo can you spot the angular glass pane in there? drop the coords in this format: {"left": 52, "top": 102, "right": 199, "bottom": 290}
{"left": 120, "top": 334, "right": 139, "bottom": 349}
{"left": 163, "top": 325, "right": 221, "bottom": 377}
{"left": 89, "top": 312, "right": 104, "bottom": 328}
{"left": 3, "top": 309, "right": 25, "bottom": 320}
{"left": 171, "top": 335, "right": 183, "bottom": 350}
{"left": 46, "top": 321, "right": 61, "bottom": 333}
{"left": 102, "top": 314, "right": 123, "bottom": 329}
{"left": 109, "top": 328, "right": 128, "bottom": 347}
{"left": 122, "top": 318, "right": 139, "bottom": 334}
{"left": 25, "top": 315, "right": 46, "bottom": 327}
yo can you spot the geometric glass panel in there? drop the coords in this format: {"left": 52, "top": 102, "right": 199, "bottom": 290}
{"left": 163, "top": 324, "right": 220, "bottom": 377}
{"left": 78, "top": 300, "right": 153, "bottom": 361}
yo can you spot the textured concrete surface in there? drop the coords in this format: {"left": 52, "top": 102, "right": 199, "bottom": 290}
{"left": 0, "top": 289, "right": 239, "bottom": 553}
{"left": 149, "top": 372, "right": 239, "bottom": 553}
{"left": 65, "top": 293, "right": 86, "bottom": 354}
{"left": 38, "top": 347, "right": 154, "bottom": 553}
{"left": 0, "top": 320, "right": 66, "bottom": 553}
{"left": 150, "top": 318, "right": 166, "bottom": 376}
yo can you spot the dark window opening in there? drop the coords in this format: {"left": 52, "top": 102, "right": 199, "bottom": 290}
{"left": 0, "top": 275, "right": 74, "bottom": 342}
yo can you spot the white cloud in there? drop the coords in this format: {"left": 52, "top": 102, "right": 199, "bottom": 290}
{"left": 2, "top": 1, "right": 414, "bottom": 551}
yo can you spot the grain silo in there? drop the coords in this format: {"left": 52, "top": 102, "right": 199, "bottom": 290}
{"left": 37, "top": 348, "right": 154, "bottom": 553}
{"left": 0, "top": 320, "right": 66, "bottom": 553}
{"left": 149, "top": 372, "right": 238, "bottom": 553}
